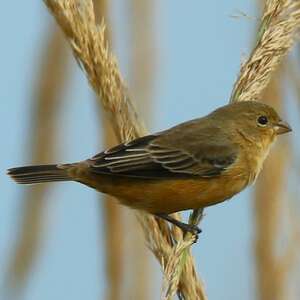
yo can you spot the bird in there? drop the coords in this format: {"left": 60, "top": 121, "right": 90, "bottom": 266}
{"left": 7, "top": 101, "right": 292, "bottom": 234}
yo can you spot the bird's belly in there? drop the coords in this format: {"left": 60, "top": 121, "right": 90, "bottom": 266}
{"left": 82, "top": 173, "right": 248, "bottom": 214}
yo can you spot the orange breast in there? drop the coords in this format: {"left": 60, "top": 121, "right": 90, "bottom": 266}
{"left": 77, "top": 171, "right": 249, "bottom": 214}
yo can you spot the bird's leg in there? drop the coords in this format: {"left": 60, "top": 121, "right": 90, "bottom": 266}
{"left": 155, "top": 213, "right": 202, "bottom": 236}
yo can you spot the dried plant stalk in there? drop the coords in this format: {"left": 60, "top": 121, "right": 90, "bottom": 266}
{"left": 162, "top": 209, "right": 206, "bottom": 300}
{"left": 43, "top": 0, "right": 206, "bottom": 299}
{"left": 129, "top": 0, "right": 155, "bottom": 124}
{"left": 6, "top": 29, "right": 69, "bottom": 294}
{"left": 125, "top": 0, "right": 156, "bottom": 298}
{"left": 230, "top": 0, "right": 300, "bottom": 103}
{"left": 254, "top": 73, "right": 285, "bottom": 300}
{"left": 100, "top": 116, "right": 124, "bottom": 300}
{"left": 139, "top": 211, "right": 207, "bottom": 300}
{"left": 286, "top": 54, "right": 300, "bottom": 112}
{"left": 254, "top": 72, "right": 300, "bottom": 299}
{"left": 44, "top": 0, "right": 147, "bottom": 140}
{"left": 93, "top": 1, "right": 124, "bottom": 300}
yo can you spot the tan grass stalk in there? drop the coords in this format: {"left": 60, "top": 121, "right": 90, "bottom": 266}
{"left": 161, "top": 208, "right": 205, "bottom": 300}
{"left": 129, "top": 0, "right": 155, "bottom": 124}
{"left": 100, "top": 118, "right": 124, "bottom": 300}
{"left": 43, "top": 0, "right": 206, "bottom": 299}
{"left": 254, "top": 58, "right": 300, "bottom": 300}
{"left": 139, "top": 211, "right": 207, "bottom": 299}
{"left": 93, "top": 2, "right": 124, "bottom": 300}
{"left": 100, "top": 114, "right": 125, "bottom": 300}
{"left": 254, "top": 72, "right": 300, "bottom": 298}
{"left": 6, "top": 29, "right": 69, "bottom": 294}
{"left": 230, "top": 0, "right": 300, "bottom": 103}
{"left": 286, "top": 55, "right": 300, "bottom": 112}
{"left": 125, "top": 0, "right": 156, "bottom": 298}
{"left": 254, "top": 73, "right": 288, "bottom": 300}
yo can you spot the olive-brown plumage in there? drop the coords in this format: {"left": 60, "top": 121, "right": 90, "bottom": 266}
{"left": 7, "top": 101, "right": 292, "bottom": 232}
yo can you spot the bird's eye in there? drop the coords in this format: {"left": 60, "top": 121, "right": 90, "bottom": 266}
{"left": 257, "top": 115, "right": 268, "bottom": 126}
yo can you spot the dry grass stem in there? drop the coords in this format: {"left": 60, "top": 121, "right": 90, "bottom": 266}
{"left": 286, "top": 56, "right": 300, "bottom": 112}
{"left": 251, "top": 2, "right": 300, "bottom": 299}
{"left": 101, "top": 118, "right": 124, "bottom": 300}
{"left": 44, "top": 0, "right": 206, "bottom": 298}
{"left": 125, "top": 0, "right": 157, "bottom": 298}
{"left": 254, "top": 74, "right": 287, "bottom": 300}
{"left": 44, "top": 0, "right": 146, "bottom": 140}
{"left": 129, "top": 0, "right": 156, "bottom": 123}
{"left": 138, "top": 212, "right": 207, "bottom": 299}
{"left": 92, "top": 1, "right": 125, "bottom": 299}
{"left": 231, "top": 0, "right": 300, "bottom": 103}
{"left": 6, "top": 28, "right": 69, "bottom": 294}
{"left": 162, "top": 239, "right": 195, "bottom": 300}
{"left": 254, "top": 116, "right": 299, "bottom": 298}
{"left": 161, "top": 208, "right": 206, "bottom": 300}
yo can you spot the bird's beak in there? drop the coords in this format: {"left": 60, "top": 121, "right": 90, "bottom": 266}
{"left": 274, "top": 120, "right": 292, "bottom": 135}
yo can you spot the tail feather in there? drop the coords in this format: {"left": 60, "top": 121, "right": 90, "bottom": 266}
{"left": 7, "top": 164, "right": 71, "bottom": 185}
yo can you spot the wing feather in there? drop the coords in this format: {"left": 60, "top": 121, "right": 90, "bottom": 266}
{"left": 89, "top": 132, "right": 238, "bottom": 178}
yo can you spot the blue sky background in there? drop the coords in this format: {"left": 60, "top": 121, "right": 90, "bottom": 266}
{"left": 0, "top": 1, "right": 266, "bottom": 299}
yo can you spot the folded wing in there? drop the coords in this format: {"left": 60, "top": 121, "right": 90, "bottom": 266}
{"left": 89, "top": 132, "right": 238, "bottom": 179}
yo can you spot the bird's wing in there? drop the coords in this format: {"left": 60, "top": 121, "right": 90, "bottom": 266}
{"left": 89, "top": 135, "right": 158, "bottom": 176}
{"left": 89, "top": 131, "right": 238, "bottom": 179}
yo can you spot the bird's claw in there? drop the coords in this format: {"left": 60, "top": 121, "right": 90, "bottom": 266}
{"left": 190, "top": 224, "right": 202, "bottom": 234}
{"left": 154, "top": 213, "right": 202, "bottom": 243}
{"left": 181, "top": 224, "right": 202, "bottom": 243}
{"left": 182, "top": 224, "right": 201, "bottom": 234}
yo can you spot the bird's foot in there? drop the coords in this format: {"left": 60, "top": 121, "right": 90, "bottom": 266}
{"left": 180, "top": 224, "right": 201, "bottom": 243}
{"left": 154, "top": 213, "right": 202, "bottom": 243}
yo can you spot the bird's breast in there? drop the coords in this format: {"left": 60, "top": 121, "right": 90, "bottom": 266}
{"left": 240, "top": 141, "right": 273, "bottom": 185}
{"left": 77, "top": 170, "right": 249, "bottom": 214}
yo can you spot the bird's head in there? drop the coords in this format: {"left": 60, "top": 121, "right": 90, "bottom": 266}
{"left": 211, "top": 101, "right": 292, "bottom": 146}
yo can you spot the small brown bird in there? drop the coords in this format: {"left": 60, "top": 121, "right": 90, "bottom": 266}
{"left": 8, "top": 101, "right": 291, "bottom": 234}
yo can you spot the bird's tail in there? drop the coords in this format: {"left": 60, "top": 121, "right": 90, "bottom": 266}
{"left": 7, "top": 164, "right": 71, "bottom": 185}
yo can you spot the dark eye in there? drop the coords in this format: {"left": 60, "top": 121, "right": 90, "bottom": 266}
{"left": 257, "top": 115, "right": 268, "bottom": 126}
